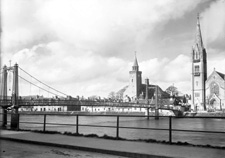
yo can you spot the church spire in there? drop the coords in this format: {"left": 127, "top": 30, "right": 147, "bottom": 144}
{"left": 133, "top": 51, "right": 138, "bottom": 67}
{"left": 132, "top": 52, "right": 139, "bottom": 71}
{"left": 195, "top": 13, "right": 204, "bottom": 50}
{"left": 191, "top": 14, "right": 207, "bottom": 111}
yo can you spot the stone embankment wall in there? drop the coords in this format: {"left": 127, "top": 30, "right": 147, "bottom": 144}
{"left": 185, "top": 111, "right": 225, "bottom": 117}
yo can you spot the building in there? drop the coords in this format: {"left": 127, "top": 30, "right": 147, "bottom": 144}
{"left": 128, "top": 53, "right": 142, "bottom": 99}
{"left": 191, "top": 15, "right": 207, "bottom": 110}
{"left": 19, "top": 95, "right": 68, "bottom": 112}
{"left": 191, "top": 15, "right": 225, "bottom": 111}
{"left": 206, "top": 70, "right": 225, "bottom": 111}
{"left": 123, "top": 54, "right": 170, "bottom": 102}
{"left": 81, "top": 106, "right": 146, "bottom": 113}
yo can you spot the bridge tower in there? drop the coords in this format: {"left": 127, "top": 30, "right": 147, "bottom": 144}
{"left": 129, "top": 53, "right": 142, "bottom": 100}
{"left": 191, "top": 14, "right": 207, "bottom": 111}
{"left": 0, "top": 63, "right": 19, "bottom": 128}
{"left": 11, "top": 63, "right": 19, "bottom": 129}
{"left": 1, "top": 65, "right": 8, "bottom": 127}
{"left": 12, "top": 63, "right": 19, "bottom": 107}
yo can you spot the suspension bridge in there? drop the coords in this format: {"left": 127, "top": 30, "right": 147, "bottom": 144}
{"left": 0, "top": 63, "right": 182, "bottom": 129}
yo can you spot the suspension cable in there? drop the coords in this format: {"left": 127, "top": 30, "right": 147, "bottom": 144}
{"left": 18, "top": 66, "right": 69, "bottom": 97}
{"left": 18, "top": 75, "right": 62, "bottom": 97}
{"left": 30, "top": 75, "right": 32, "bottom": 96}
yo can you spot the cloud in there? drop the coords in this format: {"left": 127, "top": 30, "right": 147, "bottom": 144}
{"left": 140, "top": 54, "right": 191, "bottom": 83}
{"left": 3, "top": 0, "right": 220, "bottom": 98}
{"left": 139, "top": 54, "right": 191, "bottom": 93}
{"left": 6, "top": 41, "right": 129, "bottom": 97}
{"left": 2, "top": 0, "right": 204, "bottom": 55}
{"left": 201, "top": 0, "right": 225, "bottom": 49}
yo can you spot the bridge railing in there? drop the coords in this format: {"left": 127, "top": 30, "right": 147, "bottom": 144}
{"left": 0, "top": 113, "right": 225, "bottom": 146}
{"left": 0, "top": 98, "right": 157, "bottom": 108}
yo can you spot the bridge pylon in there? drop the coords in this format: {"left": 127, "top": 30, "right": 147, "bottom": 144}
{"left": 11, "top": 63, "right": 19, "bottom": 129}
{"left": 0, "top": 63, "right": 19, "bottom": 129}
{"left": 1, "top": 65, "right": 8, "bottom": 127}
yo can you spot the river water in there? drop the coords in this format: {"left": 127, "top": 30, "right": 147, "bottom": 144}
{"left": 3, "top": 114, "right": 225, "bottom": 147}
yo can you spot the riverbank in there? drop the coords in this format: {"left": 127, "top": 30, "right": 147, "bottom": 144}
{"left": 1, "top": 129, "right": 225, "bottom": 158}
{"left": 3, "top": 113, "right": 225, "bottom": 146}
{"left": 185, "top": 111, "right": 225, "bottom": 117}
{"left": 1, "top": 139, "right": 125, "bottom": 158}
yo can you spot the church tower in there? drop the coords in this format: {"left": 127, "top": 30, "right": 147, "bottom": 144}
{"left": 192, "top": 15, "right": 207, "bottom": 110}
{"left": 129, "top": 53, "right": 142, "bottom": 100}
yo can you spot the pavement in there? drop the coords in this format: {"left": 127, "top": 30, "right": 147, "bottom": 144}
{"left": 0, "top": 129, "right": 225, "bottom": 158}
{"left": 0, "top": 139, "right": 127, "bottom": 158}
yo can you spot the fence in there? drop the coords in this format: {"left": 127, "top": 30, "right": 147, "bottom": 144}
{"left": 1, "top": 113, "right": 225, "bottom": 145}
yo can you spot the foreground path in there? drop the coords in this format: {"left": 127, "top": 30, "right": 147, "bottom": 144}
{"left": 0, "top": 140, "right": 126, "bottom": 158}
{"left": 0, "top": 130, "right": 225, "bottom": 158}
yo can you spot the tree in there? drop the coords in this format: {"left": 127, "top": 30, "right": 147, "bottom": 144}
{"left": 116, "top": 85, "right": 128, "bottom": 100}
{"left": 165, "top": 85, "right": 178, "bottom": 96}
{"left": 88, "top": 95, "right": 99, "bottom": 101}
{"left": 108, "top": 91, "right": 116, "bottom": 100}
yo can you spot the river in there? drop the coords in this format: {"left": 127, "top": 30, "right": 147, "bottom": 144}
{"left": 3, "top": 114, "right": 225, "bottom": 147}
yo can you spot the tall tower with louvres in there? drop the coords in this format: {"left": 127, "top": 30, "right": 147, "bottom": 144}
{"left": 191, "top": 14, "right": 207, "bottom": 111}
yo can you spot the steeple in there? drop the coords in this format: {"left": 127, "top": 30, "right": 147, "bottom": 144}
{"left": 132, "top": 52, "right": 139, "bottom": 71}
{"left": 191, "top": 14, "right": 207, "bottom": 111}
{"left": 195, "top": 13, "right": 204, "bottom": 51}
{"left": 129, "top": 51, "right": 142, "bottom": 100}
{"left": 133, "top": 52, "right": 138, "bottom": 66}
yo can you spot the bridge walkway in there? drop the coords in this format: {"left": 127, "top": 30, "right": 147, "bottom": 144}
{"left": 0, "top": 129, "right": 224, "bottom": 158}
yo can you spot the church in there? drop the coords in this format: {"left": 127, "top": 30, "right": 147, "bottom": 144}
{"left": 191, "top": 16, "right": 225, "bottom": 111}
{"left": 123, "top": 54, "right": 170, "bottom": 103}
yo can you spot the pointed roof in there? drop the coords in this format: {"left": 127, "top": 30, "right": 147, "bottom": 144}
{"left": 133, "top": 52, "right": 138, "bottom": 67}
{"left": 206, "top": 69, "right": 225, "bottom": 82}
{"left": 195, "top": 14, "right": 204, "bottom": 50}
{"left": 216, "top": 71, "right": 225, "bottom": 80}
{"left": 213, "top": 68, "right": 225, "bottom": 79}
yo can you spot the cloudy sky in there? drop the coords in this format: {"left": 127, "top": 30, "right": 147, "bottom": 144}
{"left": 1, "top": 0, "right": 225, "bottom": 98}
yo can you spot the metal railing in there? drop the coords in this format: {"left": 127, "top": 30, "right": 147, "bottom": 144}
{"left": 1, "top": 113, "right": 225, "bottom": 145}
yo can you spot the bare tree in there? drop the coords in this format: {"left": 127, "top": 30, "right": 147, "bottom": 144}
{"left": 108, "top": 91, "right": 116, "bottom": 100}
{"left": 165, "top": 85, "right": 178, "bottom": 96}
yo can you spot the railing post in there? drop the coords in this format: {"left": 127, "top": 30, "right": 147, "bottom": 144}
{"left": 2, "top": 107, "right": 7, "bottom": 127}
{"left": 11, "top": 108, "right": 19, "bottom": 130}
{"left": 76, "top": 115, "right": 79, "bottom": 135}
{"left": 169, "top": 116, "right": 172, "bottom": 144}
{"left": 16, "top": 113, "right": 20, "bottom": 131}
{"left": 147, "top": 108, "right": 150, "bottom": 120}
{"left": 116, "top": 115, "right": 119, "bottom": 139}
{"left": 43, "top": 114, "right": 46, "bottom": 132}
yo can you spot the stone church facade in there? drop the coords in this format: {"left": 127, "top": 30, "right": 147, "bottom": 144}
{"left": 191, "top": 16, "right": 225, "bottom": 111}
{"left": 123, "top": 54, "right": 170, "bottom": 102}
{"left": 206, "top": 70, "right": 225, "bottom": 111}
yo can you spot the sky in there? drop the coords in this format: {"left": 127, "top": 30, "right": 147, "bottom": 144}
{"left": 1, "top": 0, "right": 225, "bottom": 98}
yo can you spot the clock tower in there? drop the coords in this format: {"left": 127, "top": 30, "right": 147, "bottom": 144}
{"left": 129, "top": 53, "right": 142, "bottom": 100}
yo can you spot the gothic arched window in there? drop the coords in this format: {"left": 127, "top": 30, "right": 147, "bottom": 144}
{"left": 210, "top": 82, "right": 219, "bottom": 96}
